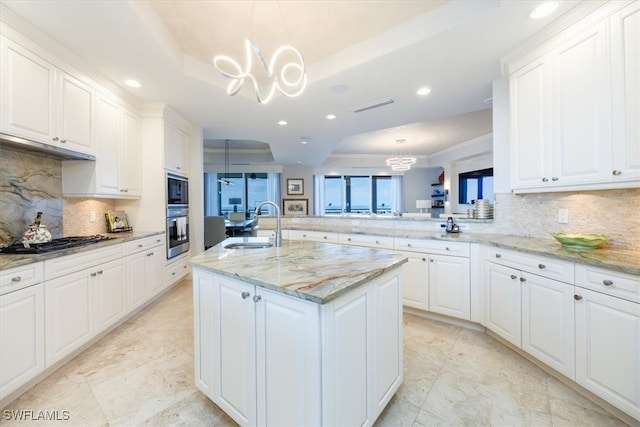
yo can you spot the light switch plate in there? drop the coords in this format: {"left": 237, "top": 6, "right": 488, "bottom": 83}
{"left": 89, "top": 211, "right": 96, "bottom": 222}
{"left": 558, "top": 208, "right": 568, "bottom": 224}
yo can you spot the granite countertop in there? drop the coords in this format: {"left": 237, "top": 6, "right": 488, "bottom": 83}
{"left": 281, "top": 226, "right": 640, "bottom": 277}
{"left": 0, "top": 231, "right": 165, "bottom": 272}
{"left": 189, "top": 237, "right": 408, "bottom": 304}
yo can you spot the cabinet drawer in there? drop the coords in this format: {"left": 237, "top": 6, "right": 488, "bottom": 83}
{"left": 295, "top": 230, "right": 339, "bottom": 243}
{"left": 485, "top": 247, "right": 574, "bottom": 284}
{"left": 339, "top": 233, "right": 393, "bottom": 249}
{"left": 165, "top": 258, "right": 190, "bottom": 287}
{"left": 575, "top": 264, "right": 640, "bottom": 303}
{"left": 44, "top": 245, "right": 125, "bottom": 280}
{"left": 0, "top": 262, "right": 44, "bottom": 295}
{"left": 394, "top": 238, "right": 469, "bottom": 257}
{"left": 126, "top": 235, "right": 165, "bottom": 254}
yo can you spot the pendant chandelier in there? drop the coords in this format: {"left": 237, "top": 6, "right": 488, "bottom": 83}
{"left": 386, "top": 139, "right": 417, "bottom": 171}
{"left": 213, "top": 1, "right": 306, "bottom": 104}
{"left": 218, "top": 139, "right": 234, "bottom": 185}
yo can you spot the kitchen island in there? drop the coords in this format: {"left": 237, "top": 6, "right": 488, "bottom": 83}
{"left": 189, "top": 237, "right": 408, "bottom": 427}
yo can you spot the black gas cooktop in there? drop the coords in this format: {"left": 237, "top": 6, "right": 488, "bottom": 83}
{"left": 0, "top": 235, "right": 112, "bottom": 254}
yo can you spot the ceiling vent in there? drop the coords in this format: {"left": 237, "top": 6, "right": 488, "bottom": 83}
{"left": 351, "top": 97, "right": 394, "bottom": 113}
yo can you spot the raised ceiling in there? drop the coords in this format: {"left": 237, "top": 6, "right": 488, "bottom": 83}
{"left": 1, "top": 0, "right": 577, "bottom": 168}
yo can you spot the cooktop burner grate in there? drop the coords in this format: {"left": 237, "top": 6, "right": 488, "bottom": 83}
{"left": 0, "top": 235, "right": 111, "bottom": 254}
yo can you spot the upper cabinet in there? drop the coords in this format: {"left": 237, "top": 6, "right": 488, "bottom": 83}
{"left": 508, "top": 2, "right": 640, "bottom": 193}
{"left": 0, "top": 35, "right": 94, "bottom": 155}
{"left": 164, "top": 110, "right": 190, "bottom": 175}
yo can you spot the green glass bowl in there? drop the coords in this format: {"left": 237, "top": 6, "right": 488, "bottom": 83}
{"left": 552, "top": 233, "right": 609, "bottom": 249}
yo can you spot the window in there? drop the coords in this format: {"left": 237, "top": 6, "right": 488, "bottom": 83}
{"left": 458, "top": 168, "right": 494, "bottom": 204}
{"left": 204, "top": 172, "right": 279, "bottom": 218}
{"left": 316, "top": 175, "right": 399, "bottom": 214}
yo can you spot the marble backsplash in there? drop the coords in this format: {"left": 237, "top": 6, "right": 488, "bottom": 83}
{"left": 0, "top": 147, "right": 115, "bottom": 245}
{"left": 0, "top": 148, "right": 64, "bottom": 244}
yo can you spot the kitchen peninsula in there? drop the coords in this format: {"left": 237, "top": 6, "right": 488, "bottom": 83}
{"left": 189, "top": 237, "right": 408, "bottom": 427}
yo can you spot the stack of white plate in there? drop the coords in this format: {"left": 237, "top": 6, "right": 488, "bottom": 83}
{"left": 473, "top": 199, "right": 494, "bottom": 219}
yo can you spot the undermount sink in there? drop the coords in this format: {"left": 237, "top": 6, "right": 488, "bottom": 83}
{"left": 224, "top": 242, "right": 273, "bottom": 249}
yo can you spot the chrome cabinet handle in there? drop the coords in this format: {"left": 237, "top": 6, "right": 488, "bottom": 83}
{"left": 253, "top": 294, "right": 262, "bottom": 303}
{"left": 612, "top": 170, "right": 622, "bottom": 176}
{"left": 323, "top": 236, "right": 327, "bottom": 239}
{"left": 422, "top": 258, "right": 426, "bottom": 262}
{"left": 138, "top": 244, "right": 143, "bottom": 247}
{"left": 375, "top": 240, "right": 380, "bottom": 244}
{"left": 91, "top": 272, "right": 97, "bottom": 277}
{"left": 147, "top": 252, "right": 153, "bottom": 257}
{"left": 574, "top": 294, "right": 583, "bottom": 301}
{"left": 538, "top": 264, "right": 546, "bottom": 269}
{"left": 241, "top": 291, "right": 250, "bottom": 299}
{"left": 52, "top": 136, "right": 59, "bottom": 141}
{"left": 11, "top": 276, "right": 21, "bottom": 282}
{"left": 551, "top": 177, "right": 559, "bottom": 181}
{"left": 347, "top": 238, "right": 352, "bottom": 241}
{"left": 603, "top": 279, "right": 614, "bottom": 286}
{"left": 519, "top": 277, "right": 526, "bottom": 282}
{"left": 495, "top": 253, "right": 501, "bottom": 258}
{"left": 445, "top": 247, "right": 450, "bottom": 251}
{"left": 97, "top": 270, "right": 103, "bottom": 275}
{"left": 510, "top": 275, "right": 517, "bottom": 280}
{"left": 542, "top": 178, "right": 549, "bottom": 182}
{"left": 407, "top": 243, "right": 412, "bottom": 247}
{"left": 60, "top": 139, "right": 66, "bottom": 143}
{"left": 176, "top": 166, "right": 181, "bottom": 170}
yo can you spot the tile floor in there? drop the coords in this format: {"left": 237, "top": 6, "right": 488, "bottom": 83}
{"left": 0, "top": 278, "right": 631, "bottom": 426}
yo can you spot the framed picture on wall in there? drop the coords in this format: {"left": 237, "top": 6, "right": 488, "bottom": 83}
{"left": 286, "top": 178, "right": 304, "bottom": 195}
{"left": 283, "top": 199, "right": 308, "bottom": 216}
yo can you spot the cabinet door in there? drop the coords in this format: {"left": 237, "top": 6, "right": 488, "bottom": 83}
{"left": 0, "top": 283, "right": 45, "bottom": 400}
{"left": 93, "top": 258, "right": 126, "bottom": 334}
{"left": 193, "top": 268, "right": 215, "bottom": 399}
{"left": 575, "top": 288, "right": 639, "bottom": 420}
{"left": 484, "top": 262, "right": 521, "bottom": 346}
{"left": 121, "top": 108, "right": 141, "bottom": 196}
{"left": 215, "top": 277, "right": 256, "bottom": 427}
{"left": 510, "top": 57, "right": 551, "bottom": 189}
{"left": 611, "top": 2, "right": 640, "bottom": 182}
{"left": 521, "top": 273, "right": 575, "bottom": 379}
{"left": 399, "top": 251, "right": 429, "bottom": 311}
{"left": 127, "top": 250, "right": 148, "bottom": 311}
{"left": 95, "top": 95, "right": 121, "bottom": 195}
{"left": 255, "top": 287, "right": 321, "bottom": 426}
{"left": 146, "top": 248, "right": 164, "bottom": 294}
{"left": 45, "top": 269, "right": 93, "bottom": 366}
{"left": 429, "top": 255, "right": 470, "bottom": 320}
{"left": 551, "top": 20, "right": 612, "bottom": 186}
{"left": 58, "top": 72, "right": 94, "bottom": 154}
{"left": 0, "top": 36, "right": 55, "bottom": 143}
{"left": 175, "top": 127, "right": 189, "bottom": 173}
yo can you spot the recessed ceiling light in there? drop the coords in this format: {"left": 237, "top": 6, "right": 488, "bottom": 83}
{"left": 329, "top": 84, "right": 350, "bottom": 93}
{"left": 326, "top": 114, "right": 336, "bottom": 120}
{"left": 530, "top": 1, "right": 558, "bottom": 19}
{"left": 300, "top": 140, "right": 308, "bottom": 145}
{"left": 416, "top": 87, "right": 431, "bottom": 96}
{"left": 125, "top": 79, "right": 141, "bottom": 88}
{"left": 278, "top": 120, "right": 288, "bottom": 126}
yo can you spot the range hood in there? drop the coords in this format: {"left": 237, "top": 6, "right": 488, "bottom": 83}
{"left": 0, "top": 133, "right": 96, "bottom": 161}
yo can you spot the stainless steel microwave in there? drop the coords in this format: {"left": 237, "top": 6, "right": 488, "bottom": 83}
{"left": 167, "top": 173, "right": 188, "bottom": 206}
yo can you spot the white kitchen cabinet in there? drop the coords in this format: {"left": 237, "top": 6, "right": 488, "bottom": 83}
{"left": 194, "top": 271, "right": 321, "bottom": 426}
{"left": 611, "top": 1, "right": 640, "bottom": 182}
{"left": 398, "top": 251, "right": 429, "bottom": 311}
{"left": 292, "top": 229, "right": 339, "bottom": 243}
{"left": 93, "top": 258, "right": 126, "bottom": 335}
{"left": 62, "top": 94, "right": 141, "bottom": 198}
{"left": 45, "top": 267, "right": 93, "bottom": 366}
{"left": 164, "top": 119, "right": 189, "bottom": 174}
{"left": 509, "top": 19, "right": 612, "bottom": 192}
{"left": 0, "top": 283, "right": 45, "bottom": 400}
{"left": 339, "top": 233, "right": 394, "bottom": 249}
{"left": 0, "top": 35, "right": 95, "bottom": 155}
{"left": 575, "top": 287, "right": 640, "bottom": 420}
{"left": 127, "top": 237, "right": 165, "bottom": 310}
{"left": 164, "top": 254, "right": 190, "bottom": 288}
{"left": 484, "top": 247, "right": 576, "bottom": 379}
{"left": 428, "top": 254, "right": 470, "bottom": 320}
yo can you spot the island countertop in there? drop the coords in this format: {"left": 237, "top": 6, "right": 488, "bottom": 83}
{"left": 189, "top": 237, "right": 408, "bottom": 304}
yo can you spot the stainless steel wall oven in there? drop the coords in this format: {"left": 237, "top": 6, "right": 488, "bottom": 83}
{"left": 167, "top": 173, "right": 189, "bottom": 259}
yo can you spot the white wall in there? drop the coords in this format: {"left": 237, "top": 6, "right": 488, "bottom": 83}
{"left": 403, "top": 167, "right": 441, "bottom": 213}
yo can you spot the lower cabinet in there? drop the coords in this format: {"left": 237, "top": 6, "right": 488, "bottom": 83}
{"left": 0, "top": 283, "right": 45, "bottom": 400}
{"left": 398, "top": 251, "right": 429, "bottom": 311}
{"left": 575, "top": 287, "right": 640, "bottom": 420}
{"left": 193, "top": 266, "right": 403, "bottom": 427}
{"left": 484, "top": 261, "right": 575, "bottom": 379}
{"left": 93, "top": 258, "right": 127, "bottom": 335}
{"left": 127, "top": 247, "right": 164, "bottom": 311}
{"left": 428, "top": 254, "right": 470, "bottom": 320}
{"left": 165, "top": 255, "right": 190, "bottom": 288}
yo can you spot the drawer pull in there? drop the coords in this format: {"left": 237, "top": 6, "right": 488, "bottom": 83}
{"left": 495, "top": 253, "right": 502, "bottom": 258}
{"left": 347, "top": 238, "right": 352, "bottom": 241}
{"left": 445, "top": 247, "right": 450, "bottom": 251}
{"left": 542, "top": 177, "right": 549, "bottom": 182}
{"left": 97, "top": 270, "right": 103, "bottom": 275}
{"left": 253, "top": 294, "right": 262, "bottom": 303}
{"left": 602, "top": 279, "right": 614, "bottom": 286}
{"left": 422, "top": 258, "right": 426, "bottom": 262}
{"left": 91, "top": 272, "right": 97, "bottom": 277}
{"left": 538, "top": 264, "right": 546, "bottom": 269}
{"left": 241, "top": 291, "right": 250, "bottom": 299}
{"left": 430, "top": 259, "right": 434, "bottom": 263}
{"left": 519, "top": 277, "right": 526, "bottom": 282}
{"left": 574, "top": 294, "right": 583, "bottom": 301}
{"left": 147, "top": 252, "right": 153, "bottom": 257}
{"left": 551, "top": 177, "right": 559, "bottom": 181}
{"left": 323, "top": 236, "right": 327, "bottom": 239}
{"left": 375, "top": 240, "right": 380, "bottom": 244}
{"left": 510, "top": 275, "right": 517, "bottom": 280}
{"left": 612, "top": 170, "right": 622, "bottom": 176}
{"left": 138, "top": 244, "right": 143, "bottom": 248}
{"left": 407, "top": 243, "right": 412, "bottom": 247}
{"left": 11, "top": 276, "right": 21, "bottom": 282}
